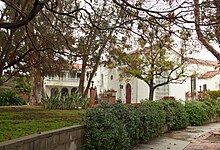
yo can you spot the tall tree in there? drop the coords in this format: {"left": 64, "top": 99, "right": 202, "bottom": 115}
{"left": 71, "top": 0, "right": 123, "bottom": 97}
{"left": 0, "top": 0, "right": 78, "bottom": 104}
{"left": 193, "top": 0, "right": 220, "bottom": 60}
{"left": 113, "top": 21, "right": 185, "bottom": 100}
{"left": 111, "top": 0, "right": 220, "bottom": 61}
{"left": 0, "top": 0, "right": 50, "bottom": 29}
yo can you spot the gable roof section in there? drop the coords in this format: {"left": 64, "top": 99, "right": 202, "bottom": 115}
{"left": 186, "top": 58, "right": 217, "bottom": 67}
{"left": 199, "top": 70, "right": 220, "bottom": 79}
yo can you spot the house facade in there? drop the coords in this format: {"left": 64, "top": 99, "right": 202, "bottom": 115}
{"left": 92, "top": 58, "right": 219, "bottom": 103}
{"left": 44, "top": 64, "right": 83, "bottom": 97}
{"left": 184, "top": 58, "right": 219, "bottom": 100}
{"left": 43, "top": 58, "right": 219, "bottom": 103}
{"left": 92, "top": 64, "right": 185, "bottom": 103}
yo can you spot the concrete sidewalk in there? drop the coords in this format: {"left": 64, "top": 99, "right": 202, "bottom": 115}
{"left": 132, "top": 122, "right": 220, "bottom": 150}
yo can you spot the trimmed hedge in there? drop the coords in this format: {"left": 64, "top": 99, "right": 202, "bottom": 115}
{"left": 185, "top": 101, "right": 215, "bottom": 126}
{"left": 137, "top": 101, "right": 166, "bottom": 141}
{"left": 206, "top": 90, "right": 220, "bottom": 101}
{"left": 110, "top": 104, "right": 141, "bottom": 146}
{"left": 84, "top": 100, "right": 220, "bottom": 150}
{"left": 159, "top": 100, "right": 188, "bottom": 130}
{"left": 84, "top": 100, "right": 188, "bottom": 150}
{"left": 214, "top": 103, "right": 220, "bottom": 117}
{"left": 83, "top": 104, "right": 130, "bottom": 150}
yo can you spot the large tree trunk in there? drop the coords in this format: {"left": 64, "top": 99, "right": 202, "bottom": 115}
{"left": 30, "top": 67, "right": 43, "bottom": 105}
{"left": 83, "top": 61, "right": 99, "bottom": 97}
{"left": 148, "top": 79, "right": 155, "bottom": 100}
{"left": 0, "top": 0, "right": 50, "bottom": 29}
{"left": 78, "top": 56, "right": 87, "bottom": 95}
{"left": 194, "top": 0, "right": 220, "bottom": 61}
{"left": 214, "top": 0, "right": 220, "bottom": 44}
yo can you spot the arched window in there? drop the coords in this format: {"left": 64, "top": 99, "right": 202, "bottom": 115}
{"left": 110, "top": 75, "right": 113, "bottom": 80}
{"left": 71, "top": 88, "right": 78, "bottom": 94}
{"left": 61, "top": 87, "right": 68, "bottom": 96}
{"left": 51, "top": 88, "right": 59, "bottom": 97}
{"left": 126, "top": 83, "right": 131, "bottom": 104}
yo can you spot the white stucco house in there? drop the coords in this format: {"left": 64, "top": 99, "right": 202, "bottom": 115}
{"left": 184, "top": 58, "right": 219, "bottom": 100}
{"left": 91, "top": 57, "right": 219, "bottom": 103}
{"left": 43, "top": 64, "right": 84, "bottom": 97}
{"left": 92, "top": 63, "right": 185, "bottom": 104}
{"left": 43, "top": 57, "right": 220, "bottom": 103}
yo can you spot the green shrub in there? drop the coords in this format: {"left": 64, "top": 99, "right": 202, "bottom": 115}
{"left": 137, "top": 101, "right": 166, "bottom": 141}
{"left": 84, "top": 100, "right": 198, "bottom": 149}
{"left": 214, "top": 102, "right": 220, "bottom": 116}
{"left": 111, "top": 104, "right": 141, "bottom": 146}
{"left": 202, "top": 100, "right": 216, "bottom": 118}
{"left": 14, "top": 77, "right": 31, "bottom": 94}
{"left": 0, "top": 90, "right": 24, "bottom": 106}
{"left": 159, "top": 100, "right": 188, "bottom": 130}
{"left": 185, "top": 101, "right": 209, "bottom": 126}
{"left": 206, "top": 90, "right": 220, "bottom": 101}
{"left": 83, "top": 105, "right": 130, "bottom": 150}
{"left": 43, "top": 94, "right": 88, "bottom": 110}
{"left": 200, "top": 96, "right": 217, "bottom": 106}
{"left": 43, "top": 94, "right": 62, "bottom": 109}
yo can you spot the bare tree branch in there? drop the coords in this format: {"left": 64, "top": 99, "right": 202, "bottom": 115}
{"left": 0, "top": 0, "right": 50, "bottom": 29}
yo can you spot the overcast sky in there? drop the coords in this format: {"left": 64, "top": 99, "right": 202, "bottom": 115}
{"left": 0, "top": 1, "right": 217, "bottom": 61}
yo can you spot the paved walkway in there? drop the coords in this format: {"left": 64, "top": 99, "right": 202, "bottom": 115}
{"left": 132, "top": 122, "right": 220, "bottom": 150}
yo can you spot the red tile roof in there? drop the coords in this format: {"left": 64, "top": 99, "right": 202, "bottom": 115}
{"left": 73, "top": 64, "right": 82, "bottom": 69}
{"left": 199, "top": 70, "right": 220, "bottom": 79}
{"left": 185, "top": 58, "right": 217, "bottom": 66}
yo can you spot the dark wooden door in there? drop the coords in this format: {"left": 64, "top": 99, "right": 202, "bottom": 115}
{"left": 126, "top": 83, "right": 131, "bottom": 104}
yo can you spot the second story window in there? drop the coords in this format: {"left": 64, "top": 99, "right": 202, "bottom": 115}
{"left": 70, "top": 72, "right": 76, "bottom": 78}
{"left": 87, "top": 72, "right": 91, "bottom": 81}
{"left": 191, "top": 76, "right": 196, "bottom": 93}
{"left": 203, "top": 84, "right": 207, "bottom": 91}
{"left": 77, "top": 73, "right": 81, "bottom": 78}
{"left": 101, "top": 74, "right": 104, "bottom": 86}
{"left": 110, "top": 75, "right": 113, "bottom": 80}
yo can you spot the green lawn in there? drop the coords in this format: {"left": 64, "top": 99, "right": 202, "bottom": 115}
{"left": 0, "top": 106, "right": 85, "bottom": 142}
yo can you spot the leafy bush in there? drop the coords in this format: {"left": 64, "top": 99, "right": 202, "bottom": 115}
{"left": 137, "top": 101, "right": 166, "bottom": 141}
{"left": 83, "top": 105, "right": 130, "bottom": 150}
{"left": 202, "top": 100, "right": 216, "bottom": 118}
{"left": 185, "top": 101, "right": 209, "bottom": 126}
{"left": 110, "top": 104, "right": 141, "bottom": 146}
{"left": 159, "top": 100, "right": 188, "bottom": 130}
{"left": 43, "top": 94, "right": 88, "bottom": 110}
{"left": 206, "top": 90, "right": 220, "bottom": 101}
{"left": 84, "top": 101, "right": 195, "bottom": 150}
{"left": 0, "top": 90, "right": 25, "bottom": 106}
{"left": 83, "top": 98, "right": 220, "bottom": 150}
{"left": 200, "top": 96, "right": 217, "bottom": 106}
{"left": 214, "top": 102, "right": 220, "bottom": 116}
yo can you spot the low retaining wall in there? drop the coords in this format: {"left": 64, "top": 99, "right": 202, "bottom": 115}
{"left": 0, "top": 125, "right": 85, "bottom": 150}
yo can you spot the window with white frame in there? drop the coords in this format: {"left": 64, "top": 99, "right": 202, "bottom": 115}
{"left": 155, "top": 77, "right": 169, "bottom": 100}
{"left": 101, "top": 74, "right": 104, "bottom": 87}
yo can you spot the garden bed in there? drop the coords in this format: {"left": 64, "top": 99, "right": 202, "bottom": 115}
{"left": 0, "top": 105, "right": 85, "bottom": 142}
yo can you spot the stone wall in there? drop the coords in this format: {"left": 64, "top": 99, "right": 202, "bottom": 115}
{"left": 0, "top": 125, "right": 85, "bottom": 150}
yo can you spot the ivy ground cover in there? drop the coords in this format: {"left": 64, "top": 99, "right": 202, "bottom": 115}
{"left": 0, "top": 106, "right": 84, "bottom": 142}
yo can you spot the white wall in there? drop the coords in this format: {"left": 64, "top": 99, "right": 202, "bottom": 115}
{"left": 136, "top": 79, "right": 149, "bottom": 101}
{"left": 198, "top": 76, "right": 220, "bottom": 92}
{"left": 92, "top": 61, "right": 219, "bottom": 103}
{"left": 183, "top": 62, "right": 217, "bottom": 94}
{"left": 169, "top": 83, "right": 186, "bottom": 100}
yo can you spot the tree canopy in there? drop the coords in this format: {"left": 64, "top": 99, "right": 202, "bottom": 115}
{"left": 0, "top": 0, "right": 219, "bottom": 102}
{"left": 112, "top": 20, "right": 185, "bottom": 100}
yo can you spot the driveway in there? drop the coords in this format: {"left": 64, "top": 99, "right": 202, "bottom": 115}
{"left": 133, "top": 122, "right": 220, "bottom": 150}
